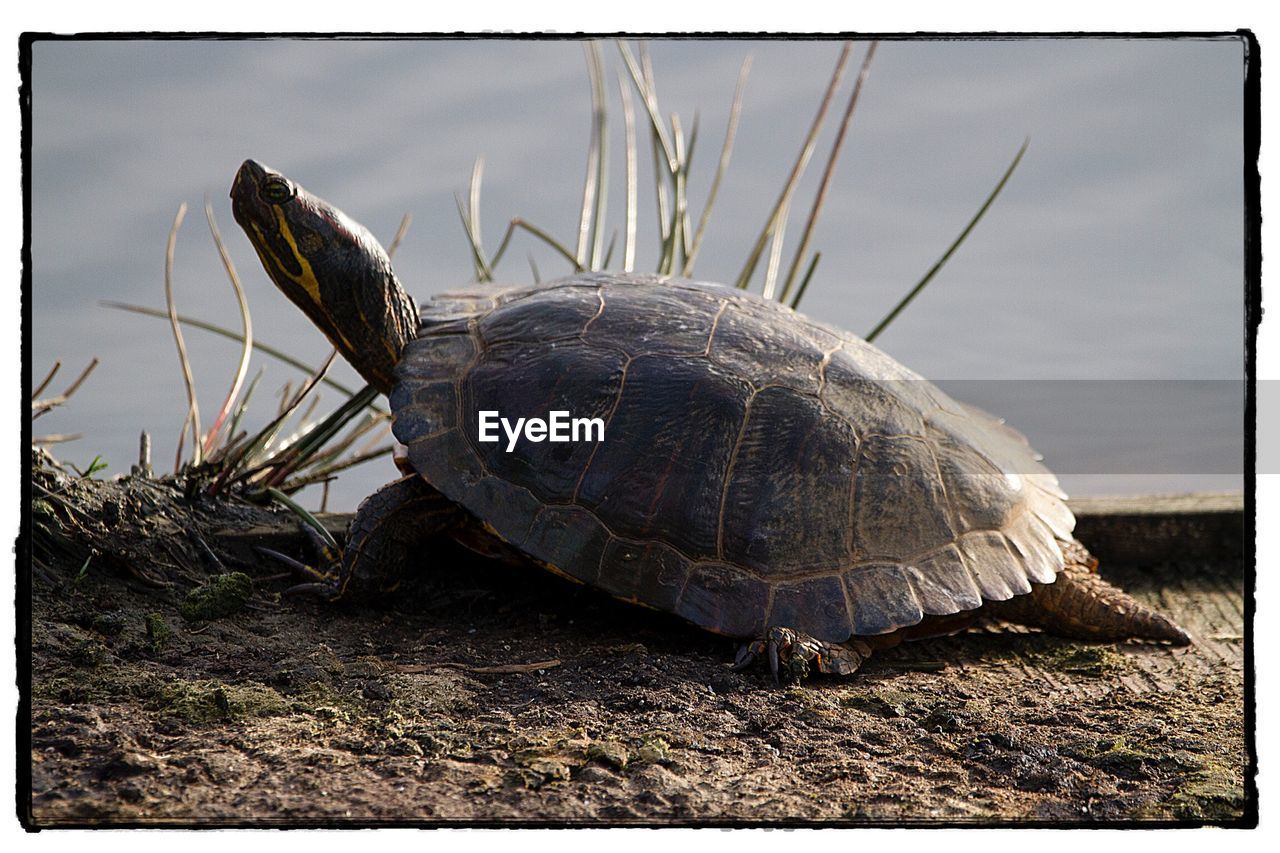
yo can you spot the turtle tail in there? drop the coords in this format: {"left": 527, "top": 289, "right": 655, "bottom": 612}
{"left": 986, "top": 546, "right": 1192, "bottom": 646}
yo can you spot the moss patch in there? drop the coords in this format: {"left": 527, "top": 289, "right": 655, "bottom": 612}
{"left": 144, "top": 612, "right": 171, "bottom": 651}
{"left": 1093, "top": 737, "right": 1151, "bottom": 775}
{"left": 143, "top": 677, "right": 288, "bottom": 724}
{"left": 635, "top": 735, "right": 671, "bottom": 765}
{"left": 32, "top": 661, "right": 288, "bottom": 726}
{"left": 1167, "top": 772, "right": 1247, "bottom": 821}
{"left": 840, "top": 688, "right": 925, "bottom": 718}
{"left": 180, "top": 572, "right": 253, "bottom": 622}
{"left": 1030, "top": 644, "right": 1130, "bottom": 677}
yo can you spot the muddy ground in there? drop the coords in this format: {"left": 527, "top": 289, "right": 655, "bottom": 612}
{"left": 24, "top": 454, "right": 1252, "bottom": 826}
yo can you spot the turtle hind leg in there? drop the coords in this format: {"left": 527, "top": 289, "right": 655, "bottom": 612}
{"left": 987, "top": 558, "right": 1192, "bottom": 646}
{"left": 335, "top": 475, "right": 467, "bottom": 600}
{"left": 264, "top": 476, "right": 466, "bottom": 602}
{"left": 732, "top": 627, "right": 876, "bottom": 683}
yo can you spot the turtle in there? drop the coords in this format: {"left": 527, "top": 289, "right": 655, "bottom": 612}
{"left": 230, "top": 159, "right": 1191, "bottom": 682}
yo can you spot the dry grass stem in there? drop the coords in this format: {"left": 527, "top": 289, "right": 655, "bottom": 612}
{"left": 32, "top": 433, "right": 82, "bottom": 445}
{"left": 202, "top": 197, "right": 254, "bottom": 456}
{"left": 163, "top": 202, "right": 203, "bottom": 470}
{"left": 32, "top": 361, "right": 61, "bottom": 400}
{"left": 618, "top": 70, "right": 639, "bottom": 272}
{"left": 32, "top": 358, "right": 99, "bottom": 419}
{"left": 684, "top": 56, "right": 751, "bottom": 276}
{"left": 101, "top": 301, "right": 382, "bottom": 412}
{"left": 387, "top": 212, "right": 413, "bottom": 259}
{"left": 779, "top": 42, "right": 877, "bottom": 306}
{"left": 739, "top": 43, "right": 852, "bottom": 296}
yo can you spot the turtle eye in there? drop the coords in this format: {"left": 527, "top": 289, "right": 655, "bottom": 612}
{"left": 260, "top": 177, "right": 295, "bottom": 204}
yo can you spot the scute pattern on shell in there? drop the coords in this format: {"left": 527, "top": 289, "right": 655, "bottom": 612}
{"left": 389, "top": 273, "right": 1070, "bottom": 643}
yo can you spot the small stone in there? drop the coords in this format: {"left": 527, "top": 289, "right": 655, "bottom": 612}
{"left": 386, "top": 738, "right": 424, "bottom": 757}
{"left": 117, "top": 783, "right": 145, "bottom": 803}
{"left": 90, "top": 612, "right": 126, "bottom": 636}
{"left": 586, "top": 740, "right": 629, "bottom": 769}
{"left": 361, "top": 680, "right": 392, "bottom": 701}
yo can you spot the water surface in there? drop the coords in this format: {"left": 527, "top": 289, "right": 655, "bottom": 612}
{"left": 29, "top": 37, "right": 1246, "bottom": 508}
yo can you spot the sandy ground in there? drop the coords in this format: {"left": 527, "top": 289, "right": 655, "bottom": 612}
{"left": 25, "top": 456, "right": 1252, "bottom": 826}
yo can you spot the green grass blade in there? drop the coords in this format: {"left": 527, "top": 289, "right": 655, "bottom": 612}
{"left": 283, "top": 445, "right": 395, "bottom": 490}
{"left": 617, "top": 40, "right": 677, "bottom": 173}
{"left": 222, "top": 369, "right": 263, "bottom": 455}
{"left": 680, "top": 112, "right": 700, "bottom": 267}
{"left": 455, "top": 186, "right": 494, "bottom": 283}
{"left": 762, "top": 195, "right": 793, "bottom": 300}
{"left": 263, "top": 383, "right": 381, "bottom": 489}
{"left": 102, "top": 301, "right": 385, "bottom": 414}
{"left": 466, "top": 158, "right": 494, "bottom": 280}
{"left": 489, "top": 217, "right": 583, "bottom": 273}
{"left": 620, "top": 39, "right": 676, "bottom": 261}
{"left": 585, "top": 41, "right": 609, "bottom": 270}
{"left": 865, "top": 137, "right": 1030, "bottom": 344}
{"left": 602, "top": 230, "right": 618, "bottom": 269}
{"left": 649, "top": 119, "right": 672, "bottom": 250}
{"left": 267, "top": 487, "right": 339, "bottom": 552}
{"left": 661, "top": 111, "right": 690, "bottom": 276}
{"left": 788, "top": 252, "right": 822, "bottom": 310}
{"left": 576, "top": 42, "right": 603, "bottom": 268}
{"left": 210, "top": 350, "right": 337, "bottom": 493}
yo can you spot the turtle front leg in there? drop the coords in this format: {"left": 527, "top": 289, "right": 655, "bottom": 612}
{"left": 732, "top": 627, "right": 875, "bottom": 683}
{"left": 268, "top": 476, "right": 466, "bottom": 602}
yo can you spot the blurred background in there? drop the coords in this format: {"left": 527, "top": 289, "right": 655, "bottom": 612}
{"left": 29, "top": 37, "right": 1246, "bottom": 509}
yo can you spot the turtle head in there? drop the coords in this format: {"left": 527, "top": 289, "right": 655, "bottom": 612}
{"left": 230, "top": 159, "right": 418, "bottom": 395}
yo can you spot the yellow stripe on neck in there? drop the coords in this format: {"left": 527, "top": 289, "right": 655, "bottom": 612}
{"left": 270, "top": 207, "right": 323, "bottom": 305}
{"left": 256, "top": 208, "right": 356, "bottom": 353}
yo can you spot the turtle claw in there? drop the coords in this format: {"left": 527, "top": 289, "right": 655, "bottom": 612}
{"left": 737, "top": 627, "right": 803, "bottom": 681}
{"left": 255, "top": 546, "right": 308, "bottom": 576}
{"left": 730, "top": 639, "right": 777, "bottom": 682}
{"left": 257, "top": 544, "right": 342, "bottom": 600}
{"left": 300, "top": 524, "right": 342, "bottom": 569}
{"left": 733, "top": 627, "right": 847, "bottom": 685}
{"left": 731, "top": 642, "right": 760, "bottom": 671}
{"left": 283, "top": 580, "right": 342, "bottom": 601}
{"left": 258, "top": 544, "right": 344, "bottom": 602}
{"left": 255, "top": 546, "right": 336, "bottom": 584}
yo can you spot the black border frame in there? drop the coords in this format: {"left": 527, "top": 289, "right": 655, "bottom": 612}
{"left": 15, "top": 30, "right": 1261, "bottom": 830}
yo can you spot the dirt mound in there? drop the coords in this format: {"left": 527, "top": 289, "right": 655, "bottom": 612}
{"left": 24, "top": 458, "right": 1249, "bottom": 825}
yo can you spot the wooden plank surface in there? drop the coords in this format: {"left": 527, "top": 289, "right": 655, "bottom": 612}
{"left": 1069, "top": 492, "right": 1245, "bottom": 563}
{"left": 218, "top": 491, "right": 1247, "bottom": 569}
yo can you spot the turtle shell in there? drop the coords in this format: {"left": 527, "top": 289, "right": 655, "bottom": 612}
{"left": 389, "top": 273, "right": 1073, "bottom": 643}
